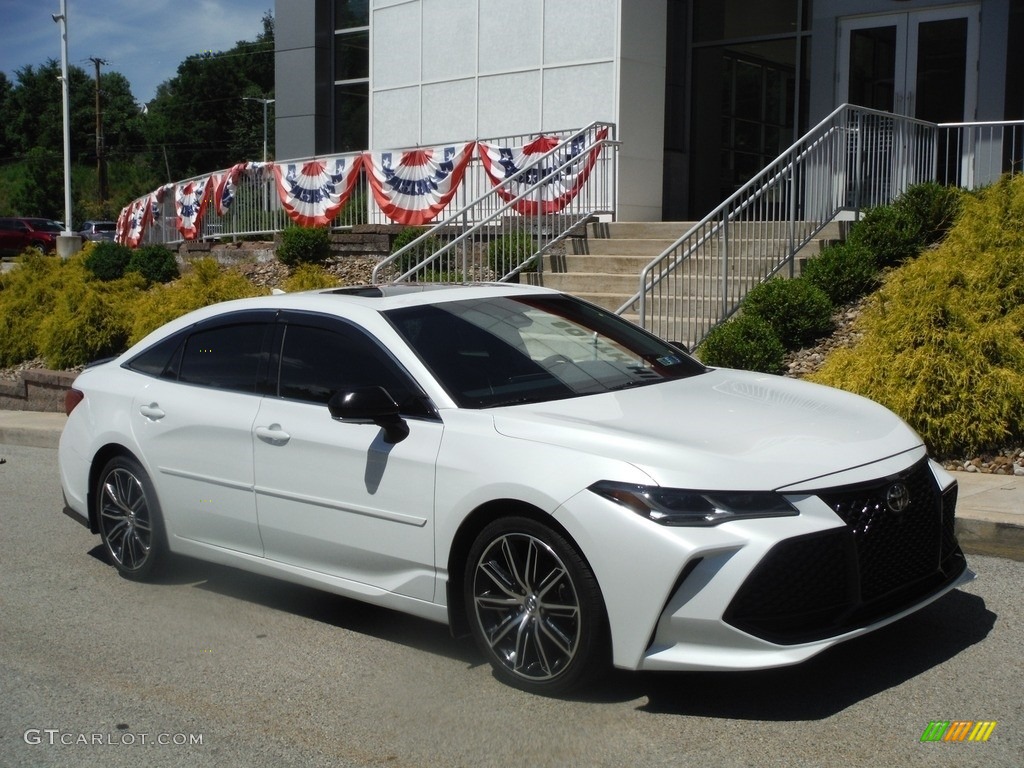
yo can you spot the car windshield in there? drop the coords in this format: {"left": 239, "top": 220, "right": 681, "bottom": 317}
{"left": 386, "top": 294, "right": 706, "bottom": 408}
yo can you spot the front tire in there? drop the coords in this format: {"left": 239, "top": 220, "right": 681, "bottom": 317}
{"left": 96, "top": 455, "right": 167, "bottom": 580}
{"left": 465, "top": 516, "right": 609, "bottom": 695}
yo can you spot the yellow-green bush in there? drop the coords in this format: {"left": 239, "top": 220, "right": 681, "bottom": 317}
{"left": 810, "top": 176, "right": 1024, "bottom": 456}
{"left": 129, "top": 258, "right": 267, "bottom": 345}
{"left": 0, "top": 252, "right": 77, "bottom": 366}
{"left": 38, "top": 272, "right": 147, "bottom": 368}
{"left": 281, "top": 263, "right": 339, "bottom": 292}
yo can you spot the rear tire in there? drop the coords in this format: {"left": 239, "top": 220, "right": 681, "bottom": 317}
{"left": 465, "top": 516, "right": 609, "bottom": 695}
{"left": 95, "top": 455, "right": 167, "bottom": 580}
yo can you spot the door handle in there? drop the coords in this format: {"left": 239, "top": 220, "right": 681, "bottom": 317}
{"left": 139, "top": 403, "right": 165, "bottom": 420}
{"left": 255, "top": 424, "right": 291, "bottom": 446}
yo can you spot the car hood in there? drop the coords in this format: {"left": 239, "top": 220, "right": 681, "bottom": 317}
{"left": 490, "top": 368, "right": 923, "bottom": 490}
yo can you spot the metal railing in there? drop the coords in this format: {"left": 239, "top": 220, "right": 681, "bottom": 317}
{"left": 370, "top": 122, "right": 618, "bottom": 284}
{"left": 620, "top": 105, "right": 1024, "bottom": 349}
{"left": 137, "top": 123, "right": 618, "bottom": 250}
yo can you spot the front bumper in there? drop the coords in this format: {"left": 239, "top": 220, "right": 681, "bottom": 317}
{"left": 554, "top": 457, "right": 972, "bottom": 672}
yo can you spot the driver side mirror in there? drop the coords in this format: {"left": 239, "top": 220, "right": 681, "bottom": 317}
{"left": 327, "top": 386, "right": 410, "bottom": 444}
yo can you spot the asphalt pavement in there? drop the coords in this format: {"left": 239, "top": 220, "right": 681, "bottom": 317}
{"left": 1, "top": 409, "right": 1021, "bottom": 561}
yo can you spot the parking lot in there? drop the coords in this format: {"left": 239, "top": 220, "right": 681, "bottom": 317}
{"left": 1, "top": 441, "right": 1021, "bottom": 768}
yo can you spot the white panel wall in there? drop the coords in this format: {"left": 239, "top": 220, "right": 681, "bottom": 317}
{"left": 368, "top": 0, "right": 668, "bottom": 219}
{"left": 478, "top": 71, "right": 543, "bottom": 137}
{"left": 543, "top": 0, "right": 618, "bottom": 64}
{"left": 479, "top": 0, "right": 542, "bottom": 73}
{"left": 422, "top": 0, "right": 478, "bottom": 81}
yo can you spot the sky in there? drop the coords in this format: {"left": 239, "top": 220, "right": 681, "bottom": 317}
{"left": 0, "top": 0, "right": 269, "bottom": 104}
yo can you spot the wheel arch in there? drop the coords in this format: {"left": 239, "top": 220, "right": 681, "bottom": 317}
{"left": 445, "top": 498, "right": 599, "bottom": 639}
{"left": 86, "top": 443, "right": 144, "bottom": 534}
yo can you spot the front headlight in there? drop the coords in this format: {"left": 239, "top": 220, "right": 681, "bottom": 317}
{"left": 589, "top": 480, "right": 798, "bottom": 526}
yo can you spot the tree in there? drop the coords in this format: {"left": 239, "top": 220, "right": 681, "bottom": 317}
{"left": 142, "top": 11, "right": 275, "bottom": 178}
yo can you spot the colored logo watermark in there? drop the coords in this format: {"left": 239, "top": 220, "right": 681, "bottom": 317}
{"left": 920, "top": 721, "right": 997, "bottom": 742}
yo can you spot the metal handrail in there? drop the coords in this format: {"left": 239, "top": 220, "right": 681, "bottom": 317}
{"left": 620, "top": 105, "right": 1023, "bottom": 349}
{"left": 370, "top": 122, "right": 618, "bottom": 284}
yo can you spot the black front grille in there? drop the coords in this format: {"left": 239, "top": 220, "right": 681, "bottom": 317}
{"left": 724, "top": 459, "right": 967, "bottom": 644}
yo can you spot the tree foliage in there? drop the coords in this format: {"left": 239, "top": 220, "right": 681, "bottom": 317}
{"left": 0, "top": 11, "right": 274, "bottom": 221}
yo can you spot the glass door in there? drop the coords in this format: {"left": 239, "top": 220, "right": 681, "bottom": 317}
{"left": 838, "top": 6, "right": 979, "bottom": 122}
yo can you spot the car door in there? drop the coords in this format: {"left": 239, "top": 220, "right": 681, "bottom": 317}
{"left": 252, "top": 313, "right": 442, "bottom": 601}
{"left": 130, "top": 313, "right": 273, "bottom": 555}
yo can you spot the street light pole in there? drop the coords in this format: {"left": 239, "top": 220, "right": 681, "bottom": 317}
{"left": 52, "top": 0, "right": 74, "bottom": 247}
{"left": 242, "top": 96, "right": 275, "bottom": 162}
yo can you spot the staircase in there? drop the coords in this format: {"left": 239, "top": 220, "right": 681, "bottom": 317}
{"left": 538, "top": 220, "right": 846, "bottom": 340}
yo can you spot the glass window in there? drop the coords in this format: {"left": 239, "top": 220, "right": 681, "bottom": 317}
{"left": 277, "top": 323, "right": 426, "bottom": 414}
{"left": 125, "top": 332, "right": 184, "bottom": 379}
{"left": 334, "top": 0, "right": 368, "bottom": 29}
{"left": 178, "top": 324, "right": 268, "bottom": 393}
{"left": 387, "top": 296, "right": 705, "bottom": 409}
{"left": 333, "top": 83, "right": 369, "bottom": 153}
{"left": 334, "top": 30, "right": 369, "bottom": 82}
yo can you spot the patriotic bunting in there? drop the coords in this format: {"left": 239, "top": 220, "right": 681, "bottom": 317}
{"left": 478, "top": 129, "right": 608, "bottom": 214}
{"left": 175, "top": 177, "right": 213, "bottom": 240}
{"left": 124, "top": 196, "right": 152, "bottom": 248}
{"left": 214, "top": 163, "right": 250, "bottom": 216}
{"left": 114, "top": 131, "right": 608, "bottom": 246}
{"left": 273, "top": 156, "right": 362, "bottom": 227}
{"left": 364, "top": 143, "right": 474, "bottom": 226}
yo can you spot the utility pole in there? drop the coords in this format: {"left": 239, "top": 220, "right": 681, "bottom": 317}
{"left": 89, "top": 57, "right": 109, "bottom": 204}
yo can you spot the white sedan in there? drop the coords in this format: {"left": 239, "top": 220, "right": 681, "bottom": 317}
{"left": 58, "top": 283, "right": 973, "bottom": 694}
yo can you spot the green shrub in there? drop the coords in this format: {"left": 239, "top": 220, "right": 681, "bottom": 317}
{"left": 391, "top": 227, "right": 444, "bottom": 275}
{"left": 892, "top": 182, "right": 964, "bottom": 246}
{"left": 488, "top": 231, "right": 538, "bottom": 277}
{"left": 811, "top": 175, "right": 1024, "bottom": 456}
{"left": 282, "top": 263, "right": 338, "bottom": 292}
{"left": 847, "top": 205, "right": 923, "bottom": 269}
{"left": 696, "top": 314, "right": 786, "bottom": 375}
{"left": 127, "top": 244, "right": 179, "bottom": 284}
{"left": 276, "top": 226, "right": 332, "bottom": 267}
{"left": 802, "top": 241, "right": 879, "bottom": 305}
{"left": 742, "top": 277, "right": 833, "bottom": 350}
{"left": 0, "top": 251, "right": 70, "bottom": 365}
{"left": 37, "top": 273, "right": 145, "bottom": 368}
{"left": 83, "top": 240, "right": 133, "bottom": 281}
{"left": 129, "top": 259, "right": 267, "bottom": 344}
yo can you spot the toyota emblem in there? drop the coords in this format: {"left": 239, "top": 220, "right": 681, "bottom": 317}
{"left": 886, "top": 482, "right": 911, "bottom": 513}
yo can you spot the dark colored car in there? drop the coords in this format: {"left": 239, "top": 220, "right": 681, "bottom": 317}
{"left": 78, "top": 220, "right": 117, "bottom": 242}
{"left": 0, "top": 217, "right": 61, "bottom": 255}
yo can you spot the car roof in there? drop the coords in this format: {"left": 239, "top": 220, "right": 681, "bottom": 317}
{"left": 125, "top": 282, "right": 565, "bottom": 354}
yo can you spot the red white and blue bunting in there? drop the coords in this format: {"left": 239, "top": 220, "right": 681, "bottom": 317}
{"left": 214, "top": 163, "right": 249, "bottom": 216}
{"left": 175, "top": 177, "right": 213, "bottom": 240}
{"left": 115, "top": 131, "right": 608, "bottom": 246}
{"left": 273, "top": 156, "right": 362, "bottom": 227}
{"left": 364, "top": 143, "right": 474, "bottom": 226}
{"left": 123, "top": 196, "right": 151, "bottom": 248}
{"left": 478, "top": 129, "right": 608, "bottom": 215}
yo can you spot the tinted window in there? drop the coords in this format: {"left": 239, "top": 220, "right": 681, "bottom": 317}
{"left": 387, "top": 295, "right": 706, "bottom": 408}
{"left": 277, "top": 323, "right": 428, "bottom": 414}
{"left": 178, "top": 323, "right": 268, "bottom": 392}
{"left": 125, "top": 333, "right": 184, "bottom": 378}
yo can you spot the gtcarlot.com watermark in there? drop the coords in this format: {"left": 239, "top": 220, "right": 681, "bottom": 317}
{"left": 24, "top": 728, "right": 203, "bottom": 747}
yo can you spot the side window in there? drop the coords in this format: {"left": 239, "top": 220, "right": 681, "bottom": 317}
{"left": 278, "top": 323, "right": 426, "bottom": 414}
{"left": 125, "top": 332, "right": 184, "bottom": 378}
{"left": 178, "top": 323, "right": 267, "bottom": 393}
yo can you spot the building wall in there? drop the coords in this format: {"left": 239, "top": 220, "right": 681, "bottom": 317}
{"left": 276, "top": 0, "right": 668, "bottom": 221}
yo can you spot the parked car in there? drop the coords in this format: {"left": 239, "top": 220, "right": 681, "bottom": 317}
{"left": 78, "top": 220, "right": 117, "bottom": 242}
{"left": 0, "top": 217, "right": 61, "bottom": 254}
{"left": 58, "top": 284, "right": 972, "bottom": 694}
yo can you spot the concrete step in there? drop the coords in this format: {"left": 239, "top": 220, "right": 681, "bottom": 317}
{"left": 589, "top": 221, "right": 698, "bottom": 239}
